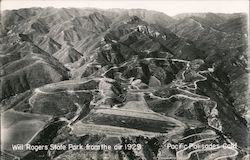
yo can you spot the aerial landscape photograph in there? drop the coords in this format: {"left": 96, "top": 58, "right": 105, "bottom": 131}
{"left": 0, "top": 0, "right": 249, "bottom": 159}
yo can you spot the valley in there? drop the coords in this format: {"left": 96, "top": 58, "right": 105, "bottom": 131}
{"left": 0, "top": 7, "right": 248, "bottom": 160}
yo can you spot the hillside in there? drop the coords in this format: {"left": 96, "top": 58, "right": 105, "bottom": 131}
{"left": 0, "top": 8, "right": 248, "bottom": 160}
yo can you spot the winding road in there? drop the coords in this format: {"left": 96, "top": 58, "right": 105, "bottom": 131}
{"left": 108, "top": 57, "right": 238, "bottom": 160}
{"left": 26, "top": 56, "right": 238, "bottom": 160}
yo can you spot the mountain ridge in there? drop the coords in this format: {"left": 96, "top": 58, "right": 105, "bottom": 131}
{"left": 0, "top": 7, "right": 248, "bottom": 160}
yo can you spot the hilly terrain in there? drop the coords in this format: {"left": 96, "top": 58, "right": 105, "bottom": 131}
{"left": 0, "top": 7, "right": 249, "bottom": 160}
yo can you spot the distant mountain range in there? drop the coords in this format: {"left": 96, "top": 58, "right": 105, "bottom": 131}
{"left": 0, "top": 8, "right": 249, "bottom": 160}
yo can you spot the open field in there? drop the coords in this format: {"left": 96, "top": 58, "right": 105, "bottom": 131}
{"left": 1, "top": 109, "right": 52, "bottom": 157}
{"left": 72, "top": 107, "right": 186, "bottom": 137}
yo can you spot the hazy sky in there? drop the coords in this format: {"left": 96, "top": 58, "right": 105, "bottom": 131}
{"left": 1, "top": 0, "right": 249, "bottom": 16}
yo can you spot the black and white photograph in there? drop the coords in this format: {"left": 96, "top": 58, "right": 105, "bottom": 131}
{"left": 0, "top": 0, "right": 249, "bottom": 159}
